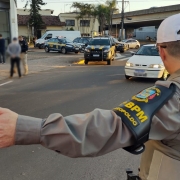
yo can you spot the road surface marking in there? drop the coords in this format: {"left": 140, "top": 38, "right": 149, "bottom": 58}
{"left": 0, "top": 81, "right": 13, "bottom": 87}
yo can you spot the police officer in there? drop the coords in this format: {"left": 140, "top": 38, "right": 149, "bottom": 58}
{"left": 19, "top": 36, "right": 28, "bottom": 75}
{"left": 0, "top": 14, "right": 180, "bottom": 180}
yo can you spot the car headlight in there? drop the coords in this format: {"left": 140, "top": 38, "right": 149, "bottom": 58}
{"left": 104, "top": 49, "right": 110, "bottom": 53}
{"left": 126, "top": 62, "right": 133, "bottom": 67}
{"left": 85, "top": 48, "right": 90, "bottom": 52}
{"left": 149, "top": 64, "right": 164, "bottom": 68}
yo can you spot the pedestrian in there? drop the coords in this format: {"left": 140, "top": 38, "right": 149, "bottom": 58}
{"left": 0, "top": 34, "right": 6, "bottom": 64}
{"left": 6, "top": 37, "right": 21, "bottom": 78}
{"left": 32, "top": 36, "right": 37, "bottom": 48}
{"left": 1, "top": 13, "right": 180, "bottom": 180}
{"left": 19, "top": 36, "right": 28, "bottom": 75}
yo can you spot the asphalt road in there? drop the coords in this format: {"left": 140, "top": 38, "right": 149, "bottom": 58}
{"left": 0, "top": 58, "right": 156, "bottom": 180}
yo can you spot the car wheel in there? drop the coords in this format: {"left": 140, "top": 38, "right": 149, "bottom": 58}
{"left": 125, "top": 75, "right": 131, "bottom": 79}
{"left": 75, "top": 52, "right": 79, "bottom": 54}
{"left": 107, "top": 59, "right": 111, "bottom": 65}
{"left": 84, "top": 59, "right": 88, "bottom": 65}
{"left": 45, "top": 46, "right": 49, "bottom": 53}
{"left": 61, "top": 47, "right": 67, "bottom": 54}
{"left": 120, "top": 50, "right": 124, "bottom": 53}
{"left": 135, "top": 45, "right": 139, "bottom": 49}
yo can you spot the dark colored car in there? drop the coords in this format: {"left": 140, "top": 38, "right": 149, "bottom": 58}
{"left": 73, "top": 37, "right": 92, "bottom": 51}
{"left": 84, "top": 37, "right": 116, "bottom": 65}
{"left": 44, "top": 37, "right": 80, "bottom": 54}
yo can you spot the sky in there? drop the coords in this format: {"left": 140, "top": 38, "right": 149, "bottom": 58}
{"left": 16, "top": 0, "right": 180, "bottom": 15}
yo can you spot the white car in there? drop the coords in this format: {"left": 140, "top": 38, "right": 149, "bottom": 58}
{"left": 122, "top": 39, "right": 140, "bottom": 49}
{"left": 125, "top": 44, "right": 169, "bottom": 80}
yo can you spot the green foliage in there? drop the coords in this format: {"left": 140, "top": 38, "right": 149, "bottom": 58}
{"left": 71, "top": 0, "right": 117, "bottom": 35}
{"left": 26, "top": 0, "right": 46, "bottom": 36}
{"left": 69, "top": 27, "right": 74, "bottom": 31}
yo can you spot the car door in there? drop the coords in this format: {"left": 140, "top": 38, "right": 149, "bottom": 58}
{"left": 131, "top": 40, "right": 137, "bottom": 48}
{"left": 110, "top": 38, "right": 115, "bottom": 56}
{"left": 126, "top": 40, "right": 132, "bottom": 48}
{"left": 53, "top": 39, "right": 59, "bottom": 51}
{"left": 48, "top": 38, "right": 55, "bottom": 50}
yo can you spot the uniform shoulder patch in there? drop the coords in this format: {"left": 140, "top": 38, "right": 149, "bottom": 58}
{"left": 132, "top": 86, "right": 161, "bottom": 103}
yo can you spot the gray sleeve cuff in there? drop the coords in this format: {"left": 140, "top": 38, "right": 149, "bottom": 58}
{"left": 15, "top": 115, "right": 42, "bottom": 145}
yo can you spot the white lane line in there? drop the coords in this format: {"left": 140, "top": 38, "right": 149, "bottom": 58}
{"left": 0, "top": 81, "right": 13, "bottom": 87}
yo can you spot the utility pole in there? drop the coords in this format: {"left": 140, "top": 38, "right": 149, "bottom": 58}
{"left": 117, "top": 1, "right": 129, "bottom": 40}
{"left": 121, "top": 0, "right": 124, "bottom": 40}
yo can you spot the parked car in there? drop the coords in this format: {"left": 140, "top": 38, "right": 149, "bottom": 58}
{"left": 115, "top": 39, "right": 129, "bottom": 53}
{"left": 84, "top": 36, "right": 116, "bottom": 65}
{"left": 73, "top": 37, "right": 92, "bottom": 52}
{"left": 44, "top": 37, "right": 80, "bottom": 54}
{"left": 122, "top": 38, "right": 140, "bottom": 49}
{"left": 111, "top": 38, "right": 125, "bottom": 52}
{"left": 124, "top": 44, "right": 169, "bottom": 80}
{"left": 36, "top": 30, "right": 81, "bottom": 49}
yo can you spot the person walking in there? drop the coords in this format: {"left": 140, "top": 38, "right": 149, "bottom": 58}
{"left": 0, "top": 34, "right": 6, "bottom": 64}
{"left": 19, "top": 36, "right": 28, "bottom": 75}
{"left": 6, "top": 37, "right": 21, "bottom": 78}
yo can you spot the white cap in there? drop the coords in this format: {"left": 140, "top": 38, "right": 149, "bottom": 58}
{"left": 157, "top": 13, "right": 180, "bottom": 43}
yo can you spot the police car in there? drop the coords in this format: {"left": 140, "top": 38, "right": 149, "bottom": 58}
{"left": 84, "top": 37, "right": 116, "bottom": 65}
{"left": 44, "top": 37, "right": 80, "bottom": 54}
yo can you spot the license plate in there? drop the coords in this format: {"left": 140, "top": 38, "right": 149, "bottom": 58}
{"left": 134, "top": 69, "right": 146, "bottom": 76}
{"left": 93, "top": 54, "right": 99, "bottom": 57}
{"left": 75, "top": 48, "right": 79, "bottom": 50}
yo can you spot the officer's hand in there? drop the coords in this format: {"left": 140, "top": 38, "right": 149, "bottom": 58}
{"left": 0, "top": 108, "right": 18, "bottom": 148}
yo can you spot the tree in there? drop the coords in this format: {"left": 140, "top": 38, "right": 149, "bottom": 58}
{"left": 94, "top": 4, "right": 109, "bottom": 35}
{"left": 106, "top": 0, "right": 117, "bottom": 35}
{"left": 24, "top": 0, "right": 46, "bottom": 36}
{"left": 71, "top": 2, "right": 95, "bottom": 35}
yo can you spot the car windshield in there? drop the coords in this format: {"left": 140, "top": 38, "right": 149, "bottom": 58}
{"left": 113, "top": 38, "right": 119, "bottom": 43}
{"left": 89, "top": 39, "right": 110, "bottom": 45}
{"left": 60, "top": 38, "right": 72, "bottom": 43}
{"left": 122, "top": 40, "right": 127, "bottom": 42}
{"left": 135, "top": 46, "right": 159, "bottom": 56}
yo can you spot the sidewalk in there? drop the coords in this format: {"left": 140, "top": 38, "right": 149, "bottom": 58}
{"left": 0, "top": 56, "right": 79, "bottom": 81}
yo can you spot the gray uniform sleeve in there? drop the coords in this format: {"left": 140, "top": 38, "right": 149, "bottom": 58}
{"left": 150, "top": 89, "right": 180, "bottom": 140}
{"left": 15, "top": 109, "right": 134, "bottom": 157}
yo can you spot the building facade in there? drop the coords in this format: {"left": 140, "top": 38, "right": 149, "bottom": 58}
{"left": 17, "top": 9, "right": 65, "bottom": 40}
{"left": 59, "top": 12, "right": 99, "bottom": 37}
{"left": 0, "top": 0, "right": 18, "bottom": 46}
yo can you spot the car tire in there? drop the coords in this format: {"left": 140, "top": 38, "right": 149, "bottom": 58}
{"left": 125, "top": 75, "right": 131, "bottom": 79}
{"left": 107, "top": 59, "right": 111, "bottom": 65}
{"left": 61, "top": 47, "right": 67, "bottom": 54}
{"left": 84, "top": 59, "right": 88, "bottom": 65}
{"left": 45, "top": 46, "right": 49, "bottom": 53}
{"left": 120, "top": 50, "right": 124, "bottom": 53}
{"left": 39, "top": 44, "right": 44, "bottom": 49}
{"left": 75, "top": 52, "right": 79, "bottom": 54}
{"left": 135, "top": 45, "right": 139, "bottom": 49}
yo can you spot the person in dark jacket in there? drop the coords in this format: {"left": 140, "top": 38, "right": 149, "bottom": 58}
{"left": 0, "top": 34, "right": 6, "bottom": 64}
{"left": 19, "top": 36, "right": 28, "bottom": 75}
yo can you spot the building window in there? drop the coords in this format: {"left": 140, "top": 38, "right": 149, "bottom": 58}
{"left": 80, "top": 20, "right": 90, "bottom": 27}
{"left": 66, "top": 20, "right": 75, "bottom": 26}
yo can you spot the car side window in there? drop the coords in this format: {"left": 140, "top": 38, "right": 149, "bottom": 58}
{"left": 79, "top": 39, "right": 83, "bottom": 43}
{"left": 45, "top": 34, "right": 52, "bottom": 40}
{"left": 54, "top": 39, "right": 59, "bottom": 43}
{"left": 83, "top": 39, "right": 88, "bottom": 44}
{"left": 50, "top": 39, "right": 55, "bottom": 43}
{"left": 73, "top": 38, "right": 79, "bottom": 43}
